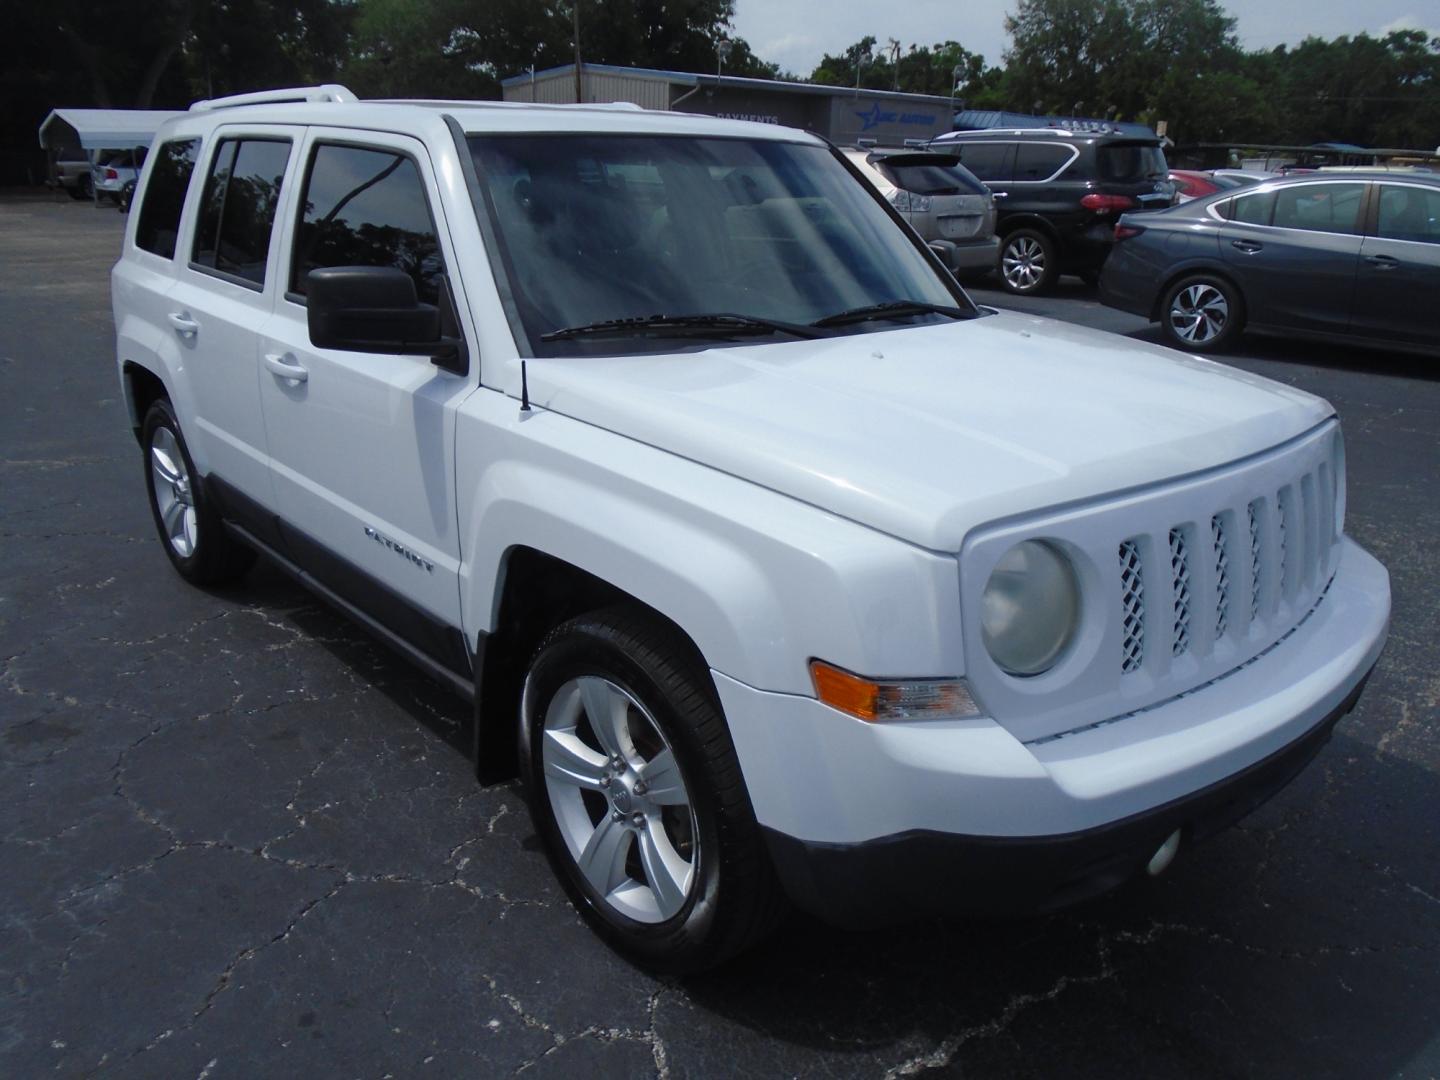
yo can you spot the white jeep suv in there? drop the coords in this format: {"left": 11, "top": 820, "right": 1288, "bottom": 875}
{"left": 113, "top": 86, "right": 1390, "bottom": 972}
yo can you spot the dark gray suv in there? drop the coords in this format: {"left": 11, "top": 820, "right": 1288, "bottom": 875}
{"left": 930, "top": 127, "right": 1175, "bottom": 294}
{"left": 1099, "top": 172, "right": 1440, "bottom": 356}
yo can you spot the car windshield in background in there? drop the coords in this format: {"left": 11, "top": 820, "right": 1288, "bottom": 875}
{"left": 467, "top": 134, "right": 969, "bottom": 355}
{"left": 875, "top": 155, "right": 986, "bottom": 196}
{"left": 1097, "top": 143, "right": 1168, "bottom": 182}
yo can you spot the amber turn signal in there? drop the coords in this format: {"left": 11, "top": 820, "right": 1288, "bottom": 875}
{"left": 809, "top": 661, "right": 980, "bottom": 723}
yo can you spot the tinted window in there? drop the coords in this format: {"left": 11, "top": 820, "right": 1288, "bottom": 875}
{"left": 952, "top": 142, "right": 1012, "bottom": 183}
{"left": 136, "top": 138, "right": 199, "bottom": 259}
{"left": 1229, "top": 191, "right": 1275, "bottom": 225}
{"left": 292, "top": 144, "right": 443, "bottom": 305}
{"left": 1013, "top": 144, "right": 1073, "bottom": 182}
{"left": 1375, "top": 184, "right": 1440, "bottom": 244}
{"left": 875, "top": 155, "right": 986, "bottom": 195}
{"left": 192, "top": 138, "right": 292, "bottom": 285}
{"left": 1272, "top": 183, "right": 1364, "bottom": 234}
{"left": 1097, "top": 143, "right": 1168, "bottom": 182}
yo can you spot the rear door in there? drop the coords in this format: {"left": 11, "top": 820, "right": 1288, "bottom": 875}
{"left": 258, "top": 129, "right": 476, "bottom": 672}
{"left": 166, "top": 125, "right": 297, "bottom": 504}
{"left": 947, "top": 140, "right": 1015, "bottom": 211}
{"left": 1218, "top": 181, "right": 1366, "bottom": 336}
{"left": 1350, "top": 181, "right": 1440, "bottom": 349}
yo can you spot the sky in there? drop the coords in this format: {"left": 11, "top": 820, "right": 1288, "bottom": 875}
{"left": 730, "top": 0, "right": 1440, "bottom": 77}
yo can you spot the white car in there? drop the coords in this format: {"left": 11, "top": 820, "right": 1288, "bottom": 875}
{"left": 113, "top": 86, "right": 1389, "bottom": 972}
{"left": 842, "top": 146, "right": 999, "bottom": 275}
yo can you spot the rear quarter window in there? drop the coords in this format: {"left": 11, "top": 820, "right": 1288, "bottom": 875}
{"left": 136, "top": 138, "right": 200, "bottom": 259}
{"left": 1013, "top": 144, "right": 1074, "bottom": 182}
{"left": 1376, "top": 184, "right": 1440, "bottom": 244}
{"left": 950, "top": 142, "right": 1013, "bottom": 183}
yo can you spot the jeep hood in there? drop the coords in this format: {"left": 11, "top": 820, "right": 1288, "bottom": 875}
{"left": 524, "top": 311, "right": 1333, "bottom": 552}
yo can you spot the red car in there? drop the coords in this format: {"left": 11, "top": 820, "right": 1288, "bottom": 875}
{"left": 1169, "top": 169, "right": 1225, "bottom": 202}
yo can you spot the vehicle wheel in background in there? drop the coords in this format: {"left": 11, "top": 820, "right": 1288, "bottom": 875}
{"left": 520, "top": 607, "right": 784, "bottom": 972}
{"left": 1160, "top": 273, "right": 1245, "bottom": 353}
{"left": 141, "top": 399, "right": 255, "bottom": 585}
{"left": 73, "top": 174, "right": 93, "bottom": 200}
{"left": 999, "top": 229, "right": 1058, "bottom": 294}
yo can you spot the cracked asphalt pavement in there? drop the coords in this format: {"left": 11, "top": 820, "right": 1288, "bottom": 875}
{"left": 3, "top": 195, "right": 1438, "bottom": 1078}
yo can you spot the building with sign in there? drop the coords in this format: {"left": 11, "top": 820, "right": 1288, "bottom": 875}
{"left": 500, "top": 63, "right": 957, "bottom": 147}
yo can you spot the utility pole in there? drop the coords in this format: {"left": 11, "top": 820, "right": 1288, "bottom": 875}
{"left": 572, "top": 1, "right": 583, "bottom": 103}
{"left": 888, "top": 39, "right": 901, "bottom": 92}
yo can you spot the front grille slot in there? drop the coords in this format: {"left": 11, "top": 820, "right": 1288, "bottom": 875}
{"left": 1248, "top": 501, "right": 1263, "bottom": 622}
{"left": 1119, "top": 540, "right": 1145, "bottom": 674}
{"left": 1169, "top": 528, "right": 1191, "bottom": 656}
{"left": 1211, "top": 515, "right": 1229, "bottom": 639}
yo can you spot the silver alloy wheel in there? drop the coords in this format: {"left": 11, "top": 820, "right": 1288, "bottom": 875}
{"left": 1002, "top": 235, "right": 1046, "bottom": 290}
{"left": 541, "top": 676, "right": 697, "bottom": 924}
{"left": 1169, "top": 282, "right": 1229, "bottom": 344}
{"left": 150, "top": 427, "right": 198, "bottom": 558}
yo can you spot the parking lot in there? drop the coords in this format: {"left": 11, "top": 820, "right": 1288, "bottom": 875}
{"left": 3, "top": 193, "right": 1437, "bottom": 1078}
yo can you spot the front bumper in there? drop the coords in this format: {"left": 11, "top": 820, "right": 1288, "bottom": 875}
{"left": 715, "top": 537, "right": 1388, "bottom": 924}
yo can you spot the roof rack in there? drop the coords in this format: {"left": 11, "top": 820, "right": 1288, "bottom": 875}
{"left": 371, "top": 98, "right": 644, "bottom": 113}
{"left": 189, "top": 84, "right": 357, "bottom": 112}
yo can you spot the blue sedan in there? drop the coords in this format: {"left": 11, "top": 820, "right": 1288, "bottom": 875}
{"left": 1099, "top": 171, "right": 1440, "bottom": 356}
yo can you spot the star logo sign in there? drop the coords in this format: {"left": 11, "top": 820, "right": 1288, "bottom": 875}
{"left": 855, "top": 103, "right": 886, "bottom": 131}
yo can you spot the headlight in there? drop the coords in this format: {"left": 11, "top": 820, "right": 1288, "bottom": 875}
{"left": 981, "top": 540, "right": 1080, "bottom": 676}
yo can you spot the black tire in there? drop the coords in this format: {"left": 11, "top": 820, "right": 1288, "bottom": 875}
{"left": 74, "top": 174, "right": 93, "bottom": 201}
{"left": 1159, "top": 273, "right": 1245, "bottom": 353}
{"left": 141, "top": 399, "right": 254, "bottom": 586}
{"left": 519, "top": 606, "right": 784, "bottom": 972}
{"left": 998, "top": 228, "right": 1059, "bottom": 295}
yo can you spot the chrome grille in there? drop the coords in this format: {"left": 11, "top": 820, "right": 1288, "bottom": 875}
{"left": 1119, "top": 540, "right": 1145, "bottom": 674}
{"left": 1211, "top": 515, "right": 1229, "bottom": 638}
{"left": 1169, "top": 528, "right": 1191, "bottom": 656}
{"left": 960, "top": 421, "right": 1344, "bottom": 744}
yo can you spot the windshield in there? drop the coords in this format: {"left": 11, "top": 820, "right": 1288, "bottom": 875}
{"left": 1097, "top": 143, "right": 1169, "bottom": 183}
{"left": 467, "top": 134, "right": 968, "bottom": 355}
{"left": 875, "top": 156, "right": 987, "bottom": 196}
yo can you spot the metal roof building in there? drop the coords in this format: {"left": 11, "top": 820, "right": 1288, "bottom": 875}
{"left": 500, "top": 63, "right": 958, "bottom": 147}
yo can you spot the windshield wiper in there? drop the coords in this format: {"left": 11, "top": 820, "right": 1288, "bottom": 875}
{"left": 810, "top": 299, "right": 972, "bottom": 329}
{"left": 541, "top": 312, "right": 823, "bottom": 342}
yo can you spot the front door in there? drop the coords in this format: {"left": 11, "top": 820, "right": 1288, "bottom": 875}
{"left": 258, "top": 129, "right": 477, "bottom": 674}
{"left": 1350, "top": 181, "right": 1440, "bottom": 349}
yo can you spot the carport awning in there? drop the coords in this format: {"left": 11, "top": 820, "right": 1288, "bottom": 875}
{"left": 38, "top": 108, "right": 184, "bottom": 151}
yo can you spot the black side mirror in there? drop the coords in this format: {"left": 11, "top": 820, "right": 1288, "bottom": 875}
{"left": 306, "top": 266, "right": 468, "bottom": 374}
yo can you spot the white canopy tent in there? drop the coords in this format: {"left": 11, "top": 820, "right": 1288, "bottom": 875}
{"left": 38, "top": 108, "right": 184, "bottom": 153}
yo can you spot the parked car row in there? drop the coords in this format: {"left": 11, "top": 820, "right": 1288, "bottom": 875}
{"left": 1099, "top": 172, "right": 1440, "bottom": 355}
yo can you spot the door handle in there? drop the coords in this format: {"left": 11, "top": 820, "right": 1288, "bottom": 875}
{"left": 1365, "top": 254, "right": 1399, "bottom": 270}
{"left": 167, "top": 312, "right": 199, "bottom": 337}
{"left": 263, "top": 352, "right": 308, "bottom": 383}
{"left": 990, "top": 191, "right": 1008, "bottom": 199}
{"left": 1230, "top": 239, "right": 1262, "bottom": 253}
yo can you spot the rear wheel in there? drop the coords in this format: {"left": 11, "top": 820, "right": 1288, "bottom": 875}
{"left": 999, "top": 228, "right": 1058, "bottom": 295}
{"left": 520, "top": 607, "right": 783, "bottom": 972}
{"left": 141, "top": 399, "right": 254, "bottom": 585}
{"left": 1160, "top": 273, "right": 1244, "bottom": 352}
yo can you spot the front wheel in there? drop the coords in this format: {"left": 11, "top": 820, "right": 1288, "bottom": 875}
{"left": 520, "top": 608, "right": 784, "bottom": 972}
{"left": 141, "top": 399, "right": 254, "bottom": 585}
{"left": 1160, "top": 274, "right": 1244, "bottom": 352}
{"left": 999, "top": 229, "right": 1058, "bottom": 294}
